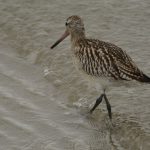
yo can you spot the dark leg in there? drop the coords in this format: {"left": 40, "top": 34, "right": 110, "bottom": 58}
{"left": 90, "top": 90, "right": 112, "bottom": 120}
{"left": 90, "top": 94, "right": 104, "bottom": 114}
{"left": 103, "top": 94, "right": 112, "bottom": 120}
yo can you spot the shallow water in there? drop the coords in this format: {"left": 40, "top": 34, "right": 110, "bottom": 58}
{"left": 0, "top": 0, "right": 150, "bottom": 149}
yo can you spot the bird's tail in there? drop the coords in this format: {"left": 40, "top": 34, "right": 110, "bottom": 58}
{"left": 139, "top": 74, "right": 150, "bottom": 83}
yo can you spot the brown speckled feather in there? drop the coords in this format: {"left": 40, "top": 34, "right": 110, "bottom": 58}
{"left": 74, "top": 39, "right": 146, "bottom": 81}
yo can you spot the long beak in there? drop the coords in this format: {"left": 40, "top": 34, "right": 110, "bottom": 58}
{"left": 50, "top": 30, "right": 69, "bottom": 49}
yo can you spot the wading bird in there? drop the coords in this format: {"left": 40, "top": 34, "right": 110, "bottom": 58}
{"left": 51, "top": 15, "right": 150, "bottom": 120}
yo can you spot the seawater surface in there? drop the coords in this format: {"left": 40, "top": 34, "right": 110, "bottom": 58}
{"left": 0, "top": 0, "right": 150, "bottom": 149}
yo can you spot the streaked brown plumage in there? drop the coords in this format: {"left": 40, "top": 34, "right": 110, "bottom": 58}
{"left": 51, "top": 15, "right": 150, "bottom": 120}
{"left": 74, "top": 38, "right": 148, "bottom": 82}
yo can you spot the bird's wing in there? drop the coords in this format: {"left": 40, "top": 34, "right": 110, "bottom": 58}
{"left": 88, "top": 40, "right": 144, "bottom": 81}
{"left": 103, "top": 41, "right": 144, "bottom": 81}
{"left": 77, "top": 39, "right": 148, "bottom": 82}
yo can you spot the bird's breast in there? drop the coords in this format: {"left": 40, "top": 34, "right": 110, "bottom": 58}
{"left": 72, "top": 46, "right": 104, "bottom": 77}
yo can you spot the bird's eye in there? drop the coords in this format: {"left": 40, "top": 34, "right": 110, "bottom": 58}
{"left": 65, "top": 22, "right": 68, "bottom": 26}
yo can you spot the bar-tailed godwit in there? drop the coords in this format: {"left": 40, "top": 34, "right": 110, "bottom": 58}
{"left": 51, "top": 15, "right": 150, "bottom": 120}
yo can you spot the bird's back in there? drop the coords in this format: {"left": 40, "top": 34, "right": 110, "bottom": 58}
{"left": 73, "top": 38, "right": 150, "bottom": 83}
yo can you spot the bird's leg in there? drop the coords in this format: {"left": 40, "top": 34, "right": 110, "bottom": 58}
{"left": 90, "top": 94, "right": 104, "bottom": 114}
{"left": 103, "top": 93, "right": 112, "bottom": 120}
{"left": 90, "top": 89, "right": 112, "bottom": 120}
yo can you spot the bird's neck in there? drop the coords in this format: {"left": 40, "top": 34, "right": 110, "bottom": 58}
{"left": 70, "top": 31, "right": 86, "bottom": 46}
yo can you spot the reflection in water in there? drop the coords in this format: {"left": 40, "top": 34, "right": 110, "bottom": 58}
{"left": 73, "top": 107, "right": 150, "bottom": 150}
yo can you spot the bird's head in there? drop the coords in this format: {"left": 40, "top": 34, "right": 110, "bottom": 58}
{"left": 65, "top": 15, "right": 85, "bottom": 34}
{"left": 51, "top": 15, "right": 85, "bottom": 49}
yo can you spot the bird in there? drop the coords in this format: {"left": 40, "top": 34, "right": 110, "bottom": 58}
{"left": 50, "top": 15, "right": 150, "bottom": 120}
